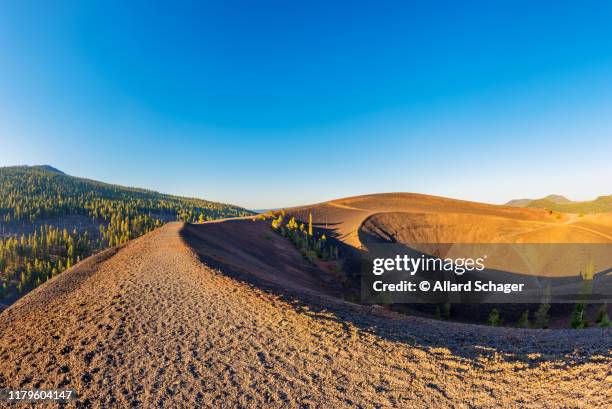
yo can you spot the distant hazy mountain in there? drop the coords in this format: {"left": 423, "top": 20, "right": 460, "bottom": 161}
{"left": 506, "top": 194, "right": 612, "bottom": 214}
{"left": 504, "top": 198, "right": 533, "bottom": 207}
{"left": 252, "top": 208, "right": 279, "bottom": 214}
{"left": 505, "top": 195, "right": 571, "bottom": 207}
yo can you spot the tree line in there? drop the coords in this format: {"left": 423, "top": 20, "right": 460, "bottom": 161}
{"left": 0, "top": 166, "right": 253, "bottom": 302}
{"left": 259, "top": 211, "right": 340, "bottom": 264}
{"left": 0, "top": 166, "right": 250, "bottom": 225}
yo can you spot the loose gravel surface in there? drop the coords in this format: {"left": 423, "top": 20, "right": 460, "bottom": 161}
{"left": 0, "top": 222, "right": 610, "bottom": 408}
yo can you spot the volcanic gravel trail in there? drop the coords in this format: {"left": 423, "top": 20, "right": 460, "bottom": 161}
{"left": 0, "top": 222, "right": 610, "bottom": 408}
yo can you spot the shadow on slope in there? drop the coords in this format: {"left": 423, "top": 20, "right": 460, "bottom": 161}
{"left": 180, "top": 219, "right": 611, "bottom": 368}
{"left": 180, "top": 220, "right": 343, "bottom": 297}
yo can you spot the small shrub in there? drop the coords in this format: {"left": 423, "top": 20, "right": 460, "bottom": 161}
{"left": 442, "top": 302, "right": 451, "bottom": 320}
{"left": 570, "top": 303, "right": 589, "bottom": 329}
{"left": 487, "top": 308, "right": 502, "bottom": 326}
{"left": 580, "top": 260, "right": 595, "bottom": 281}
{"left": 595, "top": 304, "right": 610, "bottom": 328}
{"left": 305, "top": 250, "right": 318, "bottom": 264}
{"left": 597, "top": 313, "right": 610, "bottom": 328}
{"left": 534, "top": 287, "right": 551, "bottom": 328}
{"left": 375, "top": 290, "right": 392, "bottom": 305}
{"left": 516, "top": 309, "right": 530, "bottom": 328}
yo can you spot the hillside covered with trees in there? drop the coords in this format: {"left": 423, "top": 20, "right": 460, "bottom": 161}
{"left": 0, "top": 165, "right": 253, "bottom": 305}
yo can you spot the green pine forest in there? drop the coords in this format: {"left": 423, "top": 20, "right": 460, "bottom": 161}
{"left": 0, "top": 165, "right": 253, "bottom": 304}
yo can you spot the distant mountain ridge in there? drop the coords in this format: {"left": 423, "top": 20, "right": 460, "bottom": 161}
{"left": 1, "top": 165, "right": 251, "bottom": 210}
{"left": 505, "top": 194, "right": 612, "bottom": 214}
{"left": 33, "top": 165, "right": 65, "bottom": 174}
{"left": 505, "top": 194, "right": 572, "bottom": 207}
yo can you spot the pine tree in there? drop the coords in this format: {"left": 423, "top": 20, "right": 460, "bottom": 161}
{"left": 487, "top": 308, "right": 502, "bottom": 326}
{"left": 443, "top": 301, "right": 451, "bottom": 320}
{"left": 516, "top": 309, "right": 530, "bottom": 328}
{"left": 534, "top": 286, "right": 551, "bottom": 328}
{"left": 570, "top": 303, "right": 588, "bottom": 329}
{"left": 308, "top": 212, "right": 313, "bottom": 236}
{"left": 595, "top": 304, "right": 610, "bottom": 327}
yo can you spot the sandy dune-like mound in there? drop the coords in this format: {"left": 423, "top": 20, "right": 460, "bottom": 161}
{"left": 0, "top": 221, "right": 610, "bottom": 408}
{"left": 288, "top": 194, "right": 612, "bottom": 306}
{"left": 288, "top": 193, "right": 612, "bottom": 247}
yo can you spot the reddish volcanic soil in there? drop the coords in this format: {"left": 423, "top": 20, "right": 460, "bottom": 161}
{"left": 0, "top": 220, "right": 610, "bottom": 408}
{"left": 287, "top": 193, "right": 612, "bottom": 247}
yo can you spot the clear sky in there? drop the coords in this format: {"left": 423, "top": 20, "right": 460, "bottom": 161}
{"left": 1, "top": 1, "right": 612, "bottom": 209}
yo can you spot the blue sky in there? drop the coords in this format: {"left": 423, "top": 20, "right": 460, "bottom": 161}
{"left": 1, "top": 1, "right": 612, "bottom": 209}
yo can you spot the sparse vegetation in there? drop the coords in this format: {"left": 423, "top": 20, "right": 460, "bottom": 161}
{"left": 487, "top": 308, "right": 502, "bottom": 326}
{"left": 571, "top": 262, "right": 595, "bottom": 329}
{"left": 516, "top": 309, "right": 530, "bottom": 328}
{"left": 570, "top": 303, "right": 589, "bottom": 329}
{"left": 533, "top": 286, "right": 551, "bottom": 328}
{"left": 268, "top": 211, "right": 339, "bottom": 264}
{"left": 442, "top": 301, "right": 452, "bottom": 320}
{"left": 524, "top": 195, "right": 612, "bottom": 214}
{"left": 595, "top": 304, "right": 610, "bottom": 327}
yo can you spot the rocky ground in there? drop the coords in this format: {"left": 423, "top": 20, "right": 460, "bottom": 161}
{"left": 0, "top": 222, "right": 610, "bottom": 408}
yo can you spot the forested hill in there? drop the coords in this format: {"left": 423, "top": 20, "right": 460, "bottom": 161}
{"left": 0, "top": 165, "right": 253, "bottom": 306}
{"left": 0, "top": 165, "right": 252, "bottom": 225}
{"left": 505, "top": 193, "right": 612, "bottom": 214}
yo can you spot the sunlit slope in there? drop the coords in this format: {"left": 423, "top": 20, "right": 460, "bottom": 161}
{"left": 0, "top": 221, "right": 609, "bottom": 407}
{"left": 286, "top": 193, "right": 612, "bottom": 248}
